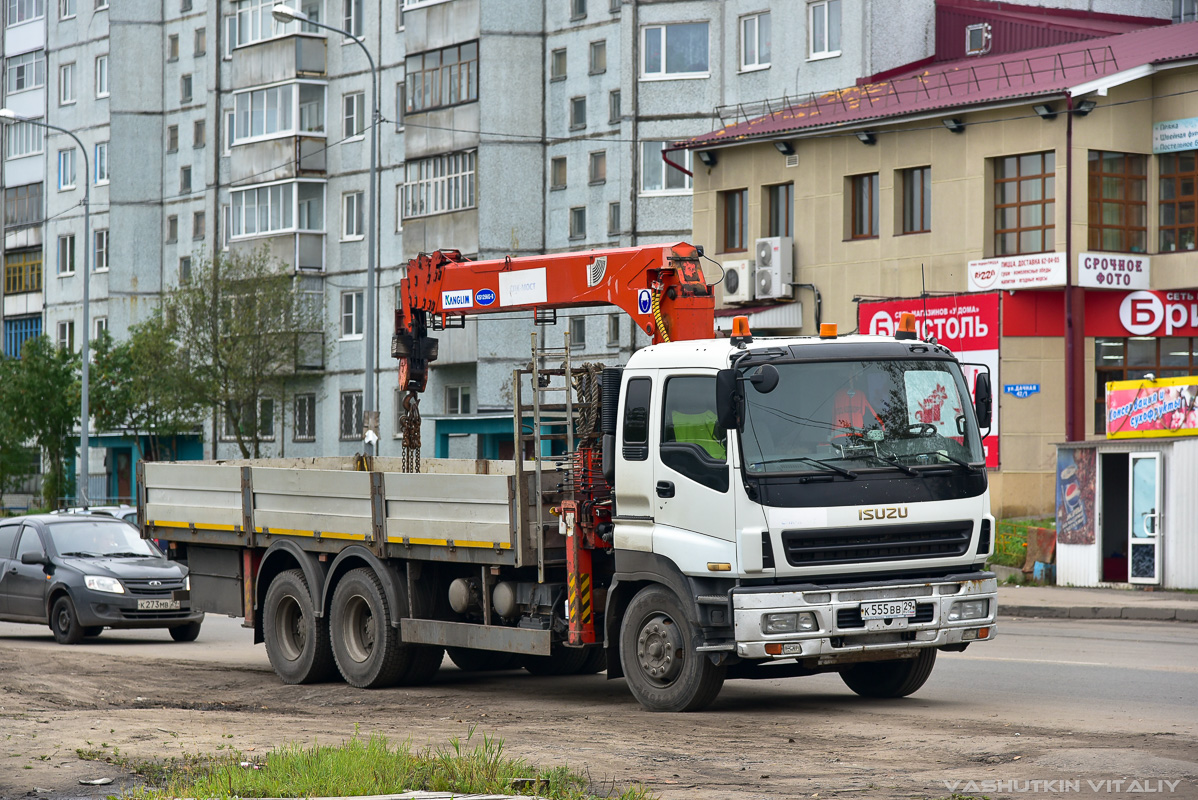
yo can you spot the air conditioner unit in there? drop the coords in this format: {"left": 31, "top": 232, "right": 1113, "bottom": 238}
{"left": 721, "top": 259, "right": 754, "bottom": 304}
{"left": 754, "top": 237, "right": 794, "bottom": 300}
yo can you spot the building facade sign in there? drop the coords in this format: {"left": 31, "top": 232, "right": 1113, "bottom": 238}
{"left": 1077, "top": 252, "right": 1150, "bottom": 290}
{"left": 1105, "top": 376, "right": 1198, "bottom": 439}
{"left": 859, "top": 293, "right": 1000, "bottom": 467}
{"left": 967, "top": 252, "right": 1066, "bottom": 292}
{"left": 1152, "top": 116, "right": 1198, "bottom": 154}
{"left": 1002, "top": 289, "right": 1198, "bottom": 338}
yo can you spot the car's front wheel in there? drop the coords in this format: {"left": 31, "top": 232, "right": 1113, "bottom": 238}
{"left": 169, "top": 620, "right": 203, "bottom": 642}
{"left": 50, "top": 596, "right": 84, "bottom": 645}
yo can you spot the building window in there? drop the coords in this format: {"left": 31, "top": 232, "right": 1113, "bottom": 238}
{"left": 405, "top": 41, "right": 479, "bottom": 113}
{"left": 94, "top": 229, "right": 109, "bottom": 271}
{"left": 4, "top": 316, "right": 42, "bottom": 358}
{"left": 343, "top": 91, "right": 365, "bottom": 138}
{"left": 181, "top": 74, "right": 193, "bottom": 103}
{"left": 59, "top": 63, "right": 76, "bottom": 104}
{"left": 92, "top": 316, "right": 107, "bottom": 340}
{"left": 343, "top": 0, "right": 362, "bottom": 36}
{"left": 231, "top": 181, "right": 324, "bottom": 237}
{"left": 225, "top": 14, "right": 238, "bottom": 57}
{"left": 223, "top": 399, "right": 275, "bottom": 440}
{"left": 608, "top": 89, "right": 621, "bottom": 123}
{"left": 60, "top": 0, "right": 75, "bottom": 18}
{"left": 1094, "top": 337, "right": 1198, "bottom": 434}
{"left": 640, "top": 141, "right": 692, "bottom": 194}
{"left": 569, "top": 206, "right": 586, "bottom": 239}
{"left": 234, "top": 83, "right": 324, "bottom": 142}
{"left": 168, "top": 33, "right": 180, "bottom": 61}
{"left": 767, "top": 182, "right": 793, "bottom": 238}
{"left": 642, "top": 22, "right": 709, "bottom": 77}
{"left": 551, "top": 48, "right": 567, "bottom": 81}
{"left": 607, "top": 314, "right": 620, "bottom": 345}
{"left": 194, "top": 119, "right": 206, "bottom": 148}
{"left": 180, "top": 165, "right": 192, "bottom": 193}
{"left": 224, "top": 110, "right": 236, "bottom": 152}
{"left": 741, "top": 12, "right": 770, "bottom": 70}
{"left": 589, "top": 40, "right": 606, "bottom": 74}
{"left": 57, "top": 233, "right": 76, "bottom": 276}
{"left": 569, "top": 96, "right": 586, "bottom": 130}
{"left": 181, "top": 0, "right": 192, "bottom": 11}
{"left": 4, "top": 118, "right": 44, "bottom": 159}
{"left": 4, "top": 249, "right": 42, "bottom": 295}
{"left": 589, "top": 150, "right": 606, "bottom": 184}
{"left": 6, "top": 51, "right": 46, "bottom": 95}
{"left": 167, "top": 215, "right": 179, "bottom": 242}
{"left": 395, "top": 79, "right": 405, "bottom": 130}
{"left": 994, "top": 151, "right": 1055, "bottom": 256}
{"left": 94, "top": 142, "right": 109, "bottom": 184}
{"left": 340, "top": 391, "right": 364, "bottom": 440}
{"left": 343, "top": 191, "right": 364, "bottom": 239}
{"left": 193, "top": 210, "right": 206, "bottom": 239}
{"left": 1087, "top": 151, "right": 1146, "bottom": 253}
{"left": 235, "top": 0, "right": 321, "bottom": 47}
{"left": 809, "top": 0, "right": 841, "bottom": 58}
{"left": 1173, "top": 0, "right": 1197, "bottom": 22}
{"left": 567, "top": 316, "right": 586, "bottom": 349}
{"left": 7, "top": 0, "right": 45, "bottom": 25}
{"left": 445, "top": 385, "right": 471, "bottom": 415}
{"left": 341, "top": 290, "right": 363, "bottom": 337}
{"left": 402, "top": 150, "right": 476, "bottom": 219}
{"left": 221, "top": 204, "right": 232, "bottom": 248}
{"left": 1158, "top": 150, "right": 1196, "bottom": 252}
{"left": 179, "top": 256, "right": 192, "bottom": 283}
{"left": 570, "top": 0, "right": 586, "bottom": 20}
{"left": 608, "top": 201, "right": 620, "bottom": 235}
{"left": 168, "top": 124, "right": 179, "bottom": 152}
{"left": 56, "top": 320, "right": 75, "bottom": 351}
{"left": 95, "top": 54, "right": 108, "bottom": 97}
{"left": 722, "top": 189, "right": 747, "bottom": 252}
{"left": 850, "top": 172, "right": 879, "bottom": 239}
{"left": 550, "top": 156, "right": 567, "bottom": 190}
{"left": 4, "top": 183, "right": 43, "bottom": 227}
{"left": 294, "top": 393, "right": 316, "bottom": 441}
{"left": 195, "top": 27, "right": 207, "bottom": 55}
{"left": 58, "top": 148, "right": 76, "bottom": 190}
{"left": 901, "top": 166, "right": 931, "bottom": 234}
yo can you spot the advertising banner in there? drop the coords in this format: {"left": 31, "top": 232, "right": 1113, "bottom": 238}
{"left": 1002, "top": 289, "right": 1198, "bottom": 338}
{"left": 859, "top": 293, "right": 1000, "bottom": 467}
{"left": 1077, "top": 252, "right": 1150, "bottom": 290}
{"left": 1056, "top": 448, "right": 1096, "bottom": 545}
{"left": 1153, "top": 117, "right": 1198, "bottom": 154}
{"left": 1105, "top": 376, "right": 1198, "bottom": 439}
{"left": 967, "top": 252, "right": 1066, "bottom": 292}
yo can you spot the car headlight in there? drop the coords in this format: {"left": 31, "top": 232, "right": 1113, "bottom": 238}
{"left": 761, "top": 612, "right": 818, "bottom": 634}
{"left": 184, "top": 575, "right": 190, "bottom": 591}
{"left": 948, "top": 599, "right": 989, "bottom": 621}
{"left": 84, "top": 575, "right": 125, "bottom": 594}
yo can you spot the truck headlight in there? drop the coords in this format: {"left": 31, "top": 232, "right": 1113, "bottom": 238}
{"left": 948, "top": 599, "right": 989, "bottom": 621}
{"left": 184, "top": 575, "right": 190, "bottom": 591}
{"left": 84, "top": 576, "right": 125, "bottom": 594}
{"left": 761, "top": 612, "right": 818, "bottom": 634}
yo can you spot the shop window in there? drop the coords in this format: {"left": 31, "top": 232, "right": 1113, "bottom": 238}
{"left": 994, "top": 151, "right": 1054, "bottom": 256}
{"left": 1087, "top": 151, "right": 1146, "bottom": 253}
{"left": 1158, "top": 150, "right": 1197, "bottom": 253}
{"left": 1094, "top": 337, "right": 1198, "bottom": 434}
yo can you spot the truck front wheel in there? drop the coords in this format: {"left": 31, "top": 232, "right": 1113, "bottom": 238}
{"left": 839, "top": 648, "right": 937, "bottom": 698}
{"left": 263, "top": 570, "right": 336, "bottom": 684}
{"left": 619, "top": 585, "right": 725, "bottom": 712}
{"left": 329, "top": 568, "right": 410, "bottom": 688}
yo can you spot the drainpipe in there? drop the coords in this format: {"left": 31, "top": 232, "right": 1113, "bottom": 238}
{"left": 629, "top": 0, "right": 638, "bottom": 246}
{"left": 1064, "top": 93, "right": 1085, "bottom": 442}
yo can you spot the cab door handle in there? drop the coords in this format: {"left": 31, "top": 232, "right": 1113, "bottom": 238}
{"left": 656, "top": 481, "right": 675, "bottom": 498}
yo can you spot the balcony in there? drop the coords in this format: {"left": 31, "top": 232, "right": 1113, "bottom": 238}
{"left": 231, "top": 135, "right": 326, "bottom": 184}
{"left": 230, "top": 231, "right": 326, "bottom": 272}
{"left": 232, "top": 33, "right": 326, "bottom": 91}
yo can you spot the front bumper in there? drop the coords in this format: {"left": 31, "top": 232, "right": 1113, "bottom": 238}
{"left": 731, "top": 574, "right": 997, "bottom": 661}
{"left": 74, "top": 589, "right": 203, "bottom": 629}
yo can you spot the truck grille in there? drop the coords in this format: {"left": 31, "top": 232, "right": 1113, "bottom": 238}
{"left": 836, "top": 603, "right": 935, "bottom": 629}
{"left": 781, "top": 521, "right": 972, "bottom": 567}
{"left": 122, "top": 578, "right": 186, "bottom": 596}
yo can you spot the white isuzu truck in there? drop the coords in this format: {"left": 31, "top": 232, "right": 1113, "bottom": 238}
{"left": 142, "top": 242, "right": 997, "bottom": 711}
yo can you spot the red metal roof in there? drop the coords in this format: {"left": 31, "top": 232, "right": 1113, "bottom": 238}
{"left": 688, "top": 22, "right": 1198, "bottom": 149}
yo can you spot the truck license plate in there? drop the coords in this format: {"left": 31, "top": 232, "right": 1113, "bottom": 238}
{"left": 137, "top": 599, "right": 180, "bottom": 611}
{"left": 860, "top": 600, "right": 916, "bottom": 620}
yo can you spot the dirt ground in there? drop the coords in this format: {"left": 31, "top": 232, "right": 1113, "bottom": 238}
{"left": 2, "top": 633, "right": 1197, "bottom": 800}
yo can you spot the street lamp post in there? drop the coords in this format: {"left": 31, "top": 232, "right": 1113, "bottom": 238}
{"left": 272, "top": 5, "right": 381, "bottom": 455}
{"left": 0, "top": 109, "right": 92, "bottom": 506}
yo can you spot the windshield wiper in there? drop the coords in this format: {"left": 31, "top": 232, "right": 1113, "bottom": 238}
{"left": 909, "top": 451, "right": 983, "bottom": 473}
{"left": 871, "top": 453, "right": 918, "bottom": 476}
{"left": 102, "top": 551, "right": 150, "bottom": 558}
{"left": 792, "top": 457, "right": 858, "bottom": 479}
{"left": 60, "top": 551, "right": 102, "bottom": 558}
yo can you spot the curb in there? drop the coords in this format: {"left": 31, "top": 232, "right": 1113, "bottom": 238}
{"left": 1001, "top": 604, "right": 1198, "bottom": 623}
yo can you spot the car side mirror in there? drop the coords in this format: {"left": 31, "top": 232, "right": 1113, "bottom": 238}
{"left": 974, "top": 372, "right": 993, "bottom": 430}
{"left": 21, "top": 551, "right": 48, "bottom": 566}
{"left": 715, "top": 369, "right": 740, "bottom": 431}
{"left": 749, "top": 363, "right": 780, "bottom": 394}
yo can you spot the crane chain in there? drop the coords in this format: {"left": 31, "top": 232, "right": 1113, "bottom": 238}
{"left": 400, "top": 390, "right": 422, "bottom": 472}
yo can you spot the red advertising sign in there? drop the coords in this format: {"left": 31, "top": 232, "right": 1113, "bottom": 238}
{"left": 859, "top": 294, "right": 1000, "bottom": 467}
{"left": 1003, "top": 289, "right": 1198, "bottom": 338}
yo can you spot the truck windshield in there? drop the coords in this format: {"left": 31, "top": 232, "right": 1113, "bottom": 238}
{"left": 740, "top": 359, "right": 985, "bottom": 475}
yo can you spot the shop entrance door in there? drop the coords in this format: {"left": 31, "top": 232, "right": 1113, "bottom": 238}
{"left": 1128, "top": 452, "right": 1162, "bottom": 585}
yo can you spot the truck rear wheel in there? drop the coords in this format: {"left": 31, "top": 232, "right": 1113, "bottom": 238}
{"left": 619, "top": 585, "right": 725, "bottom": 712}
{"left": 839, "top": 648, "right": 937, "bottom": 698}
{"left": 263, "top": 570, "right": 336, "bottom": 684}
{"left": 330, "top": 568, "right": 410, "bottom": 688}
{"left": 447, "top": 647, "right": 519, "bottom": 672}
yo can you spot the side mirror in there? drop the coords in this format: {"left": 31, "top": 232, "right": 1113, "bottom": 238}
{"left": 749, "top": 363, "right": 780, "bottom": 394}
{"left": 974, "top": 372, "right": 993, "bottom": 430}
{"left": 20, "top": 551, "right": 48, "bottom": 566}
{"left": 715, "top": 369, "right": 740, "bottom": 430}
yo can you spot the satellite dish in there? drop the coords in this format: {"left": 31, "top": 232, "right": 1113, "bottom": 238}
{"left": 756, "top": 270, "right": 773, "bottom": 297}
{"left": 724, "top": 268, "right": 740, "bottom": 294}
{"left": 756, "top": 240, "right": 774, "bottom": 266}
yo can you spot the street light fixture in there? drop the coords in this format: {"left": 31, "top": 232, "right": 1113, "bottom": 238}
{"left": 271, "top": 4, "right": 383, "bottom": 456}
{"left": 0, "top": 108, "right": 92, "bottom": 505}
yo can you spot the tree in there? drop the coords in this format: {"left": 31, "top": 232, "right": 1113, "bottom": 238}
{"left": 167, "top": 248, "right": 323, "bottom": 458}
{"left": 0, "top": 358, "right": 36, "bottom": 509}
{"left": 6, "top": 336, "right": 80, "bottom": 506}
{"left": 91, "top": 312, "right": 206, "bottom": 462}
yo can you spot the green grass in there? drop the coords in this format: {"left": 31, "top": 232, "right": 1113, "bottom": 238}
{"left": 121, "top": 729, "right": 654, "bottom": 800}
{"left": 990, "top": 517, "right": 1055, "bottom": 568}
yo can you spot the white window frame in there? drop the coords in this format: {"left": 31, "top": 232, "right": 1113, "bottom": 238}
{"left": 569, "top": 96, "right": 586, "bottom": 130}
{"left": 607, "top": 201, "right": 620, "bottom": 235}
{"left": 401, "top": 150, "right": 476, "bottom": 220}
{"left": 234, "top": 0, "right": 325, "bottom": 48}
{"left": 5, "top": 51, "right": 46, "bottom": 95}
{"left": 808, "top": 0, "right": 841, "bottom": 60}
{"left": 193, "top": 210, "right": 206, "bottom": 240}
{"left": 95, "top": 54, "right": 109, "bottom": 97}
{"left": 294, "top": 393, "right": 317, "bottom": 441}
{"left": 56, "top": 320, "right": 75, "bottom": 351}
{"left": 224, "top": 14, "right": 237, "bottom": 59}
{"left": 569, "top": 316, "right": 586, "bottom": 349}
{"left": 740, "top": 11, "right": 770, "bottom": 71}
{"left": 58, "top": 147, "right": 76, "bottom": 190}
{"left": 569, "top": 206, "right": 586, "bottom": 240}
{"left": 639, "top": 141, "right": 692, "bottom": 196}
{"left": 180, "top": 165, "right": 192, "bottom": 193}
{"left": 233, "top": 81, "right": 327, "bottom": 144}
{"left": 57, "top": 233, "right": 76, "bottom": 276}
{"left": 342, "top": 91, "right": 365, "bottom": 139}
{"left": 93, "top": 229, "right": 109, "bottom": 272}
{"left": 342, "top": 190, "right": 364, "bottom": 240}
{"left": 179, "top": 255, "right": 192, "bottom": 283}
{"left": 94, "top": 0, "right": 108, "bottom": 10}
{"left": 181, "top": 73, "right": 194, "bottom": 103}
{"left": 640, "top": 22, "right": 709, "bottom": 80}
{"left": 4, "top": 118, "right": 44, "bottom": 160}
{"left": 94, "top": 142, "right": 109, "bottom": 185}
{"left": 339, "top": 390, "right": 364, "bottom": 440}
{"left": 92, "top": 316, "right": 108, "bottom": 340}
{"left": 341, "top": 289, "right": 363, "bottom": 338}
{"left": 7, "top": 0, "right": 45, "bottom": 25}
{"left": 230, "top": 178, "right": 326, "bottom": 239}
{"left": 59, "top": 0, "right": 75, "bottom": 19}
{"left": 224, "top": 110, "right": 235, "bottom": 153}
{"left": 445, "top": 385, "right": 471, "bottom": 415}
{"left": 59, "top": 62, "right": 76, "bottom": 105}
{"left": 342, "top": 0, "right": 363, "bottom": 38}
